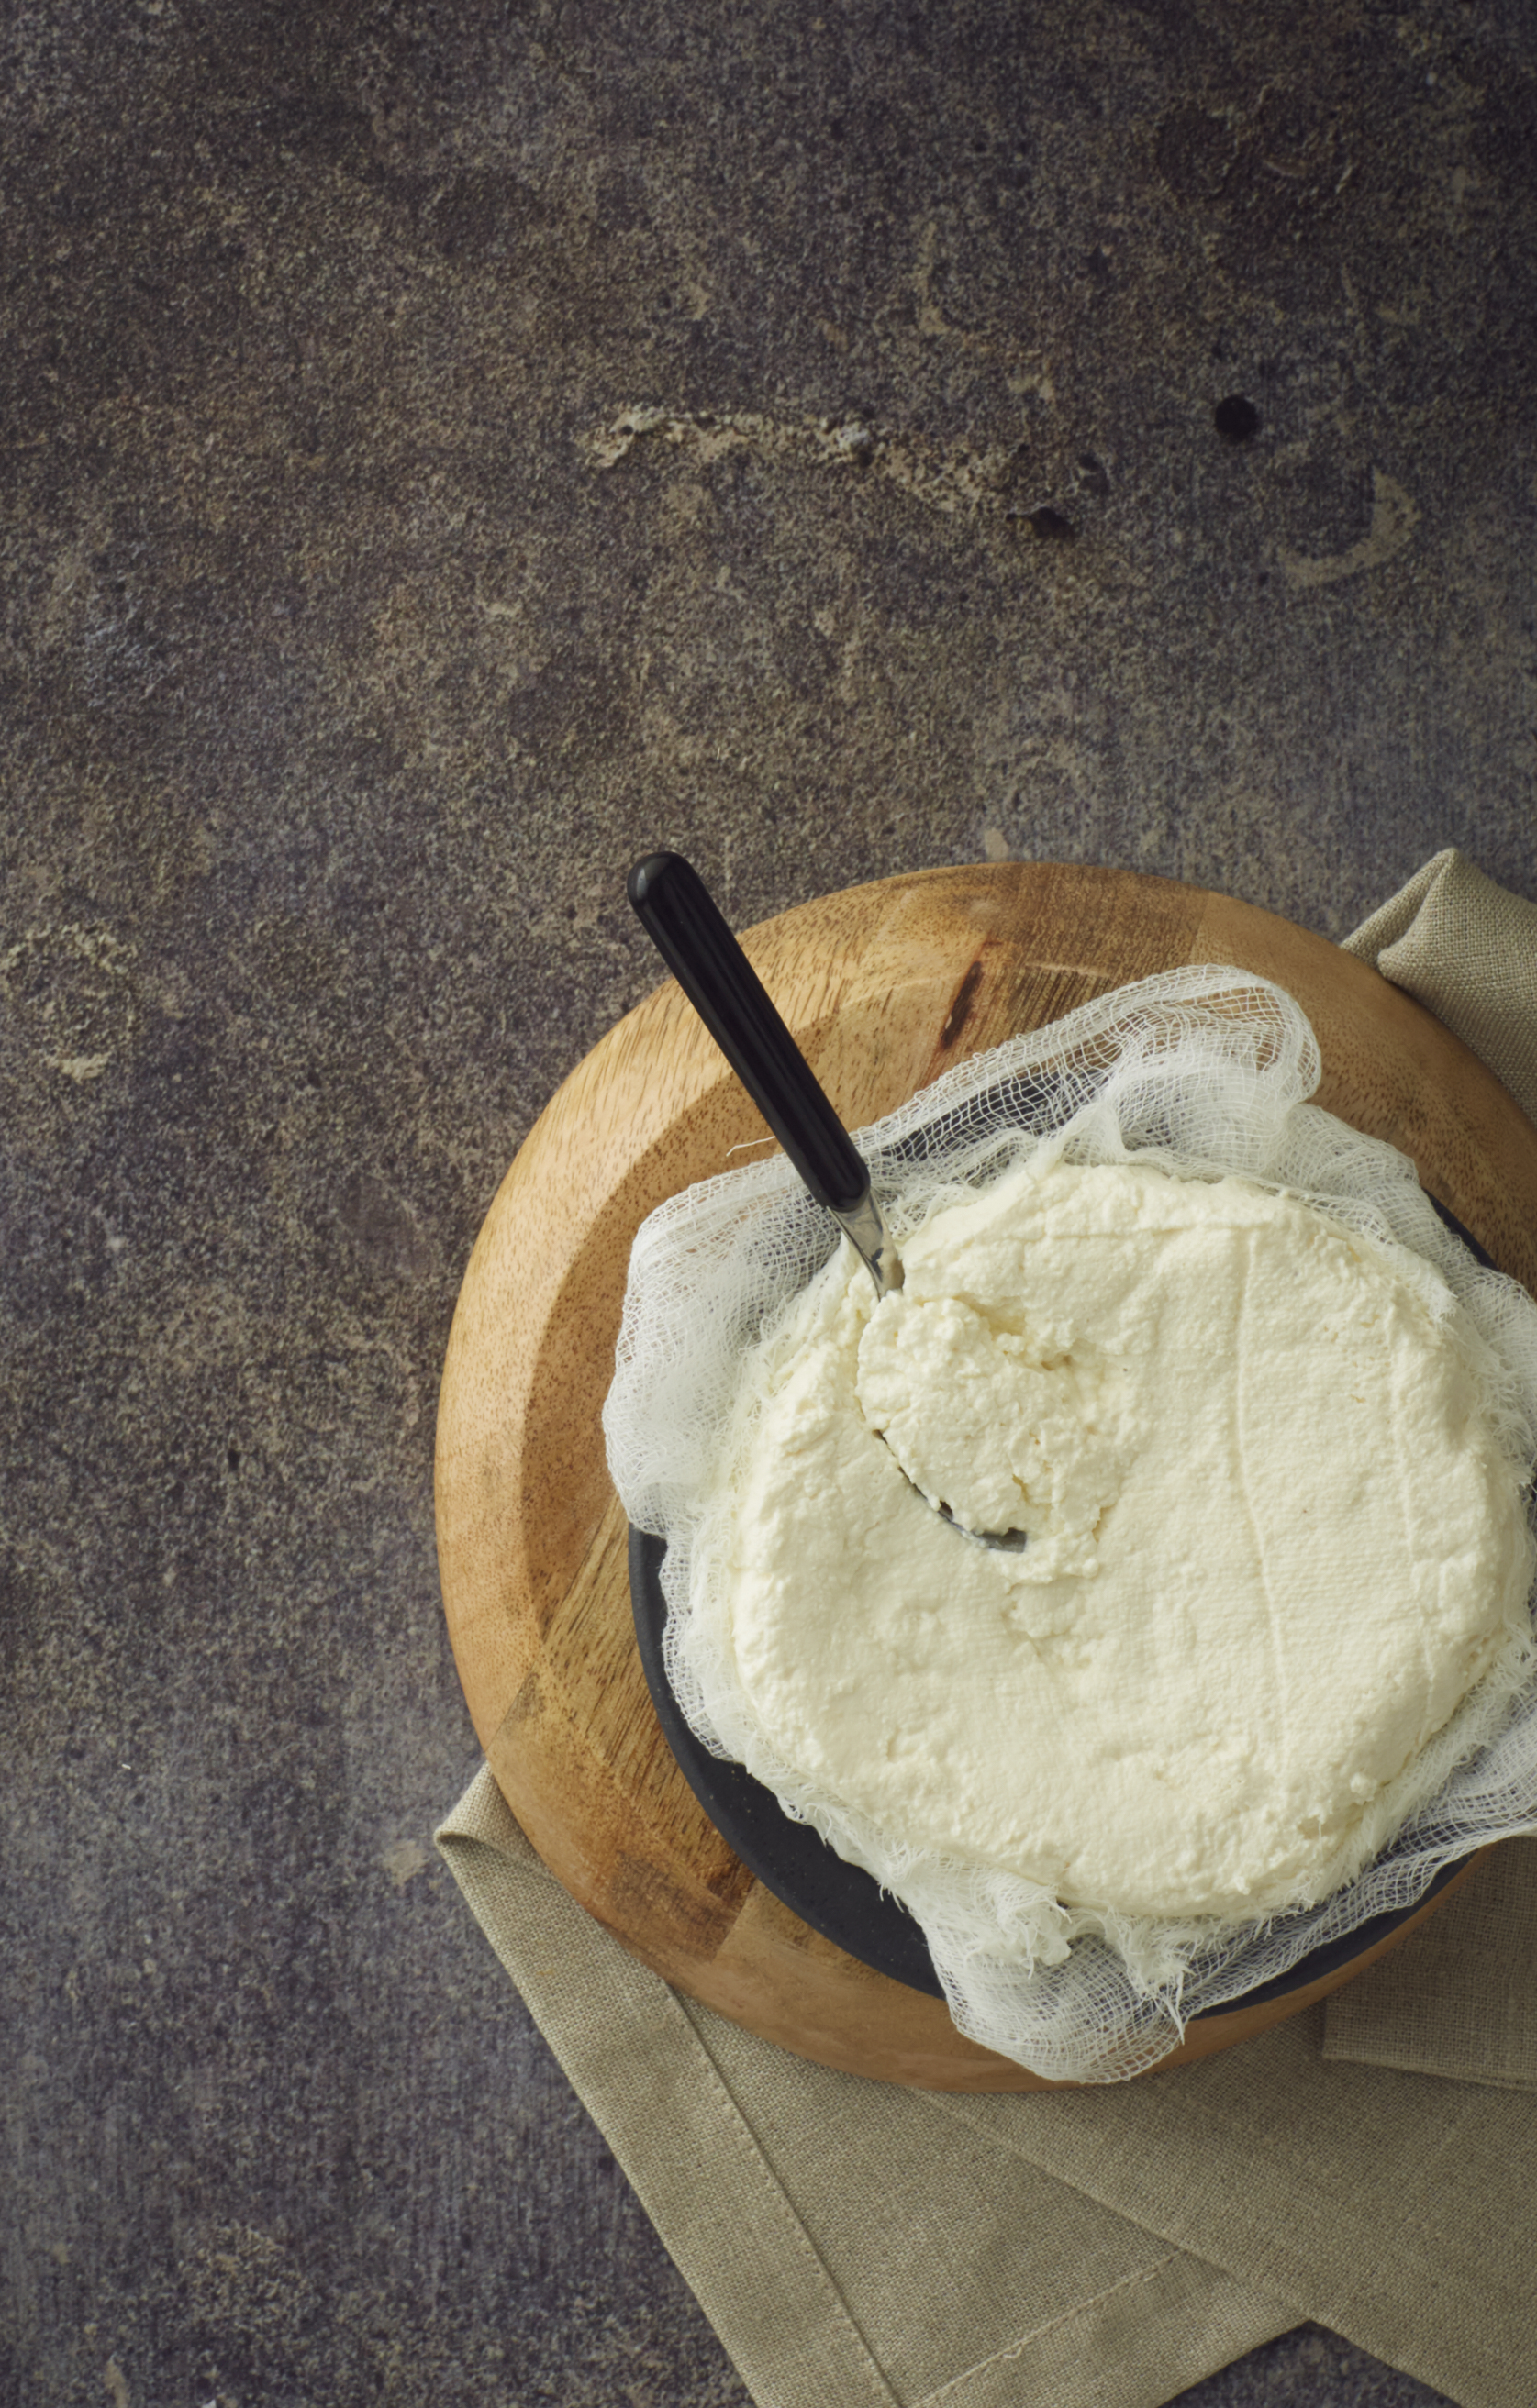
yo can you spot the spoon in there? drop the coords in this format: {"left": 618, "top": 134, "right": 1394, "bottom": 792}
{"left": 627, "top": 850, "right": 1028, "bottom": 1552}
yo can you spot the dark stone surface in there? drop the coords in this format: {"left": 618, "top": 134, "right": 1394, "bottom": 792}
{"left": 1171, "top": 2328, "right": 1453, "bottom": 2408}
{"left": 4, "top": 1, "right": 1533, "bottom": 2402}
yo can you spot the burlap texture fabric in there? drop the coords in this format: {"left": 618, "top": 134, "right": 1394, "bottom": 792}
{"left": 1341, "top": 847, "right": 1537, "bottom": 1123}
{"left": 1321, "top": 1837, "right": 1537, "bottom": 2092}
{"left": 437, "top": 852, "right": 1537, "bottom": 2408}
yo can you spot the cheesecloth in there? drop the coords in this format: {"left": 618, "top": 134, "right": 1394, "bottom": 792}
{"left": 602, "top": 966, "right": 1537, "bottom": 2082}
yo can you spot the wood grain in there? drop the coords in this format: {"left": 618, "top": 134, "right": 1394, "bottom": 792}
{"left": 435, "top": 864, "right": 1537, "bottom": 2089}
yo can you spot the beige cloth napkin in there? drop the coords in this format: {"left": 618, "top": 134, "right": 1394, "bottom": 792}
{"left": 1341, "top": 848, "right": 1537, "bottom": 1123}
{"left": 438, "top": 849, "right": 1537, "bottom": 2408}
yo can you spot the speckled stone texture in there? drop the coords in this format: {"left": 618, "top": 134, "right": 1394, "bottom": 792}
{"left": 4, "top": 0, "right": 1533, "bottom": 2402}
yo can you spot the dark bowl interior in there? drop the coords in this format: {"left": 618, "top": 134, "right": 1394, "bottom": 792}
{"left": 627, "top": 1194, "right": 1498, "bottom": 2011}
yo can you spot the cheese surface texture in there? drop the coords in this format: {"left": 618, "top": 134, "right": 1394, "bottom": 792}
{"left": 707, "top": 1158, "right": 1534, "bottom": 1921}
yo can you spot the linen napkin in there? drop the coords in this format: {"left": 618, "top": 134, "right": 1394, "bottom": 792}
{"left": 437, "top": 849, "right": 1537, "bottom": 2408}
{"left": 1341, "top": 848, "right": 1537, "bottom": 1123}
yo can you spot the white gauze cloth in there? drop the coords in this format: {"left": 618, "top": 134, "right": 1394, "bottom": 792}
{"left": 603, "top": 967, "right": 1537, "bottom": 2082}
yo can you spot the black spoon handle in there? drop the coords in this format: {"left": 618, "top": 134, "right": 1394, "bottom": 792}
{"left": 627, "top": 850, "right": 873, "bottom": 1214}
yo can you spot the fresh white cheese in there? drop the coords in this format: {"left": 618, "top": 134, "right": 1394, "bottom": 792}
{"left": 706, "top": 1157, "right": 1533, "bottom": 1922}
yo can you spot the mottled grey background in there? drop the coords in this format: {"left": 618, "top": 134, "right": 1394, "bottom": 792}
{"left": 5, "top": 0, "right": 1534, "bottom": 2401}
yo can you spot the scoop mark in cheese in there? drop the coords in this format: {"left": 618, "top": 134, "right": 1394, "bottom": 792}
{"left": 857, "top": 1289, "right": 1120, "bottom": 1565}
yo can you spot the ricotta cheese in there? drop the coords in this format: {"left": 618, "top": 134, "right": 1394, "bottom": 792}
{"left": 702, "top": 1157, "right": 1534, "bottom": 1923}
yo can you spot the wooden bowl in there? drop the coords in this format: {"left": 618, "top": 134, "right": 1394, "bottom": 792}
{"left": 435, "top": 863, "right": 1537, "bottom": 2090}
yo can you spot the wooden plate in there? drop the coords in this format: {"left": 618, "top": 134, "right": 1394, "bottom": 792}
{"left": 435, "top": 863, "right": 1537, "bottom": 2090}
